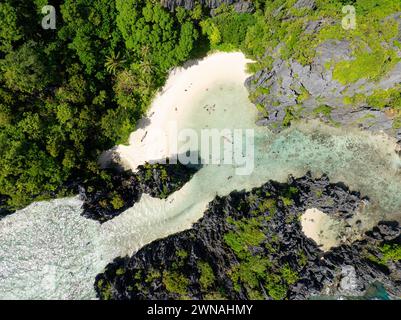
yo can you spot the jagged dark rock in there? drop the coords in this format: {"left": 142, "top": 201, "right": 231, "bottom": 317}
{"left": 321, "top": 223, "right": 401, "bottom": 298}
{"left": 245, "top": 14, "right": 401, "bottom": 147}
{"left": 94, "top": 173, "right": 400, "bottom": 300}
{"left": 80, "top": 160, "right": 201, "bottom": 223}
{"left": 366, "top": 221, "right": 401, "bottom": 242}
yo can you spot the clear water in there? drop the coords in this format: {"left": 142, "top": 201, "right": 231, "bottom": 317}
{"left": 311, "top": 282, "right": 391, "bottom": 300}
{"left": 1, "top": 67, "right": 401, "bottom": 300}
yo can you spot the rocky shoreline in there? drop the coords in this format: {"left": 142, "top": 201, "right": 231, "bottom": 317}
{"left": 94, "top": 173, "right": 401, "bottom": 300}
{"left": 245, "top": 44, "right": 401, "bottom": 147}
{"left": 79, "top": 159, "right": 201, "bottom": 223}
{"left": 0, "top": 159, "right": 200, "bottom": 224}
{"left": 244, "top": 8, "right": 401, "bottom": 148}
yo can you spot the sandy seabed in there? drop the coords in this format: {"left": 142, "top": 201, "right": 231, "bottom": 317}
{"left": 2, "top": 51, "right": 401, "bottom": 299}
{"left": 103, "top": 52, "right": 254, "bottom": 171}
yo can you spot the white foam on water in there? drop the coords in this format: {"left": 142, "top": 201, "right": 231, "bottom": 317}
{"left": 1, "top": 53, "right": 401, "bottom": 299}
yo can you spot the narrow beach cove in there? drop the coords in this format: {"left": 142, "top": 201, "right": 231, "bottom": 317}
{"left": 1, "top": 52, "right": 401, "bottom": 299}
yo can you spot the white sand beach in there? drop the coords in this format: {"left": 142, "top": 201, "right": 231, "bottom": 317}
{"left": 301, "top": 208, "right": 343, "bottom": 252}
{"left": 107, "top": 52, "right": 254, "bottom": 171}
{"left": 2, "top": 50, "right": 401, "bottom": 299}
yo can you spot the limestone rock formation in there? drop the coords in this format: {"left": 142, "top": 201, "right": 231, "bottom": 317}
{"left": 94, "top": 174, "right": 400, "bottom": 300}
{"left": 80, "top": 160, "right": 200, "bottom": 222}
{"left": 245, "top": 13, "right": 401, "bottom": 146}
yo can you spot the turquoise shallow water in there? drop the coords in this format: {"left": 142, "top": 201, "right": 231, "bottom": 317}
{"left": 0, "top": 77, "right": 401, "bottom": 299}
{"left": 311, "top": 282, "right": 391, "bottom": 300}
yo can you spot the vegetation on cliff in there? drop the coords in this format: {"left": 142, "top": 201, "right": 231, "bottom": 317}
{"left": 95, "top": 174, "right": 401, "bottom": 300}
{"left": 242, "top": 0, "right": 401, "bottom": 131}
{"left": 2, "top": 0, "right": 401, "bottom": 213}
{"left": 2, "top": 0, "right": 401, "bottom": 300}
{"left": 80, "top": 160, "right": 200, "bottom": 222}
{"left": 0, "top": 0, "right": 203, "bottom": 212}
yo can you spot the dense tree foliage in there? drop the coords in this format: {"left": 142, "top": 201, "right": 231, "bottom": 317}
{"left": 116, "top": 0, "right": 198, "bottom": 73}
{"left": 200, "top": 5, "right": 255, "bottom": 51}
{"left": 2, "top": 0, "right": 399, "bottom": 212}
{"left": 0, "top": 0, "right": 202, "bottom": 210}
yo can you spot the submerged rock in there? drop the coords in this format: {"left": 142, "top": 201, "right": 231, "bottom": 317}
{"left": 94, "top": 174, "right": 400, "bottom": 300}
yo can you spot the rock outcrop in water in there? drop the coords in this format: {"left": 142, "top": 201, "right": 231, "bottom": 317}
{"left": 0, "top": 160, "right": 200, "bottom": 223}
{"left": 245, "top": 10, "right": 401, "bottom": 147}
{"left": 319, "top": 221, "right": 401, "bottom": 298}
{"left": 94, "top": 174, "right": 400, "bottom": 300}
{"left": 245, "top": 41, "right": 401, "bottom": 145}
{"left": 80, "top": 160, "right": 200, "bottom": 223}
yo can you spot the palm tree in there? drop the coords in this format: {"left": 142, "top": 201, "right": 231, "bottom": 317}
{"left": 116, "top": 69, "right": 138, "bottom": 95}
{"left": 140, "top": 45, "right": 150, "bottom": 59}
{"left": 138, "top": 45, "right": 155, "bottom": 88}
{"left": 105, "top": 52, "right": 125, "bottom": 75}
{"left": 140, "top": 59, "right": 154, "bottom": 79}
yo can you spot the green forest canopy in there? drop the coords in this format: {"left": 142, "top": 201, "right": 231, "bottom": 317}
{"left": 1, "top": 0, "right": 400, "bottom": 211}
